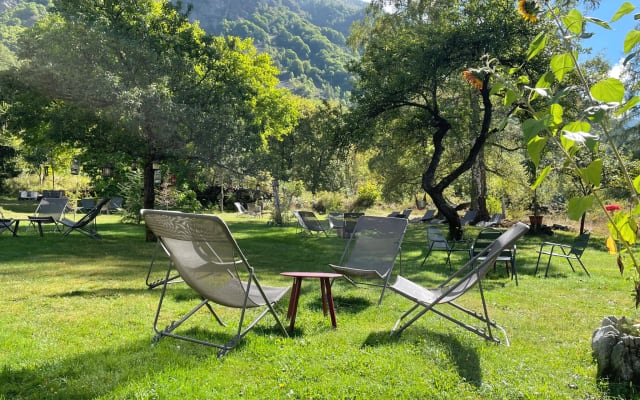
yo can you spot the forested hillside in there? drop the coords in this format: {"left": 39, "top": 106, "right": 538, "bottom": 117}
{"left": 0, "top": 0, "right": 365, "bottom": 99}
{"left": 174, "top": 0, "right": 365, "bottom": 99}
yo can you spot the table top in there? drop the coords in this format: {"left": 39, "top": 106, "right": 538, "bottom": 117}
{"left": 280, "top": 271, "right": 343, "bottom": 279}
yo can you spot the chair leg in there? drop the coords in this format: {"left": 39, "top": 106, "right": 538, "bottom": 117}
{"left": 534, "top": 250, "right": 543, "bottom": 275}
{"left": 576, "top": 257, "right": 591, "bottom": 277}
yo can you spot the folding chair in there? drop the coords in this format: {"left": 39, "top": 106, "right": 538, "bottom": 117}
{"left": 410, "top": 209, "right": 436, "bottom": 223}
{"left": 329, "top": 216, "right": 408, "bottom": 305}
{"left": 477, "top": 213, "right": 504, "bottom": 227}
{"left": 59, "top": 198, "right": 109, "bottom": 238}
{"left": 234, "top": 201, "right": 259, "bottom": 217}
{"left": 30, "top": 197, "right": 70, "bottom": 232}
{"left": 141, "top": 209, "right": 290, "bottom": 357}
{"left": 389, "top": 222, "right": 529, "bottom": 344}
{"left": 107, "top": 196, "right": 124, "bottom": 214}
{"left": 470, "top": 227, "right": 519, "bottom": 285}
{"left": 292, "top": 210, "right": 328, "bottom": 236}
{"left": 420, "top": 226, "right": 471, "bottom": 268}
{"left": 535, "top": 233, "right": 591, "bottom": 277}
{"left": 0, "top": 211, "right": 16, "bottom": 235}
{"left": 77, "top": 198, "right": 97, "bottom": 213}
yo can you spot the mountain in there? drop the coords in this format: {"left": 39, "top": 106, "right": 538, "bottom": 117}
{"left": 0, "top": 0, "right": 366, "bottom": 99}
{"left": 174, "top": 0, "right": 366, "bottom": 99}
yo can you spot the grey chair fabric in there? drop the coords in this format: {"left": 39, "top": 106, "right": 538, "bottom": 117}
{"left": 329, "top": 216, "right": 408, "bottom": 305}
{"left": 389, "top": 222, "right": 529, "bottom": 345}
{"left": 31, "top": 197, "right": 70, "bottom": 232}
{"left": 59, "top": 198, "right": 109, "bottom": 238}
{"left": 535, "top": 233, "right": 591, "bottom": 277}
{"left": 292, "top": 210, "right": 328, "bottom": 236}
{"left": 141, "top": 209, "right": 289, "bottom": 356}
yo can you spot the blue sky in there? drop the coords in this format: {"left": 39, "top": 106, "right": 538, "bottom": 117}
{"left": 581, "top": 1, "right": 638, "bottom": 66}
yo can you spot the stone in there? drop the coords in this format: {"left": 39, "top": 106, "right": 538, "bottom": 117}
{"left": 592, "top": 316, "right": 640, "bottom": 385}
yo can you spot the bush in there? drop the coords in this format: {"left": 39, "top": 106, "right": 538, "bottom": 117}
{"left": 351, "top": 181, "right": 381, "bottom": 211}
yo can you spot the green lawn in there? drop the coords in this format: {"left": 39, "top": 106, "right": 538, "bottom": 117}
{"left": 0, "top": 202, "right": 635, "bottom": 399}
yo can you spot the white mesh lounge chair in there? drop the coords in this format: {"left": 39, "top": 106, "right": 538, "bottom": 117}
{"left": 292, "top": 210, "right": 328, "bottom": 236}
{"left": 141, "top": 209, "right": 290, "bottom": 357}
{"left": 329, "top": 216, "right": 408, "bottom": 305}
{"left": 389, "top": 222, "right": 529, "bottom": 345}
{"left": 30, "top": 197, "right": 71, "bottom": 232}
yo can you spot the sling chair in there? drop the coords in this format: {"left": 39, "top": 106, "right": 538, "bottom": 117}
{"left": 389, "top": 222, "right": 529, "bottom": 345}
{"left": 0, "top": 211, "right": 16, "bottom": 235}
{"left": 292, "top": 210, "right": 328, "bottom": 236}
{"left": 141, "top": 209, "right": 290, "bottom": 357}
{"left": 59, "top": 198, "right": 109, "bottom": 238}
{"left": 30, "top": 197, "right": 70, "bottom": 232}
{"left": 329, "top": 215, "right": 408, "bottom": 305}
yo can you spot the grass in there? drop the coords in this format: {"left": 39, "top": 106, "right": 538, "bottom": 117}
{"left": 0, "top": 199, "right": 637, "bottom": 399}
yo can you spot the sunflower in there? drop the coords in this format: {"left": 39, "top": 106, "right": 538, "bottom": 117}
{"left": 517, "top": 0, "right": 539, "bottom": 23}
{"left": 462, "top": 70, "right": 483, "bottom": 90}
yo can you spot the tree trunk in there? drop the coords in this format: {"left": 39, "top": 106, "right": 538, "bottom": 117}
{"left": 471, "top": 148, "right": 489, "bottom": 222}
{"left": 143, "top": 160, "right": 156, "bottom": 242}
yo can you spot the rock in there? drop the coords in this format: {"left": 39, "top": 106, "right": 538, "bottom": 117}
{"left": 592, "top": 316, "right": 640, "bottom": 385}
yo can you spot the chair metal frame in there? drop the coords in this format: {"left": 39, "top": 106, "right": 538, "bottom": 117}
{"left": 0, "top": 211, "right": 16, "bottom": 235}
{"left": 389, "top": 222, "right": 530, "bottom": 345}
{"left": 535, "top": 233, "right": 591, "bottom": 277}
{"left": 470, "top": 227, "right": 519, "bottom": 285}
{"left": 329, "top": 215, "right": 408, "bottom": 305}
{"left": 141, "top": 209, "right": 290, "bottom": 357}
{"left": 420, "top": 226, "right": 471, "bottom": 268}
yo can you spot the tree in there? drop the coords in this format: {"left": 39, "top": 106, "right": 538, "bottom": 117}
{"left": 13, "top": 0, "right": 297, "bottom": 237}
{"left": 347, "top": 0, "right": 543, "bottom": 238}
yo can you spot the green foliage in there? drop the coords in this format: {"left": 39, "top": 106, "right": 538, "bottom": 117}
{"left": 117, "top": 170, "right": 143, "bottom": 223}
{"left": 351, "top": 180, "right": 380, "bottom": 211}
{"left": 183, "top": 0, "right": 364, "bottom": 99}
{"left": 499, "top": 1, "right": 640, "bottom": 301}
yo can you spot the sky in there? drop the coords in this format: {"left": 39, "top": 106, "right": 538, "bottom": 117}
{"left": 581, "top": 1, "right": 638, "bottom": 73}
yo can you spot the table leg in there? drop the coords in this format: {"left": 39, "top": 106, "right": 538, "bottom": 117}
{"left": 321, "top": 278, "right": 337, "bottom": 328}
{"left": 13, "top": 220, "right": 20, "bottom": 237}
{"left": 320, "top": 279, "right": 328, "bottom": 316}
{"left": 286, "top": 277, "right": 303, "bottom": 332}
{"left": 36, "top": 221, "right": 43, "bottom": 237}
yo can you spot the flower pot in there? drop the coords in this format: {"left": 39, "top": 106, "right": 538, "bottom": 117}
{"left": 529, "top": 215, "right": 543, "bottom": 230}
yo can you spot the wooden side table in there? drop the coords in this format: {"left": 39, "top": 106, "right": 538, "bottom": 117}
{"left": 280, "top": 271, "right": 343, "bottom": 332}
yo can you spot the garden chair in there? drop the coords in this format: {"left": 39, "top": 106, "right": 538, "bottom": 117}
{"left": 410, "top": 209, "right": 436, "bottom": 223}
{"left": 535, "top": 233, "right": 591, "bottom": 277}
{"left": 292, "top": 210, "right": 328, "bottom": 236}
{"left": 30, "top": 197, "right": 71, "bottom": 232}
{"left": 460, "top": 210, "right": 478, "bottom": 226}
{"left": 140, "top": 209, "right": 290, "bottom": 357}
{"left": 234, "top": 201, "right": 259, "bottom": 217}
{"left": 107, "top": 196, "right": 124, "bottom": 214}
{"left": 476, "top": 213, "right": 504, "bottom": 227}
{"left": 0, "top": 211, "right": 16, "bottom": 235}
{"left": 470, "top": 227, "right": 519, "bottom": 285}
{"left": 77, "top": 198, "right": 97, "bottom": 213}
{"left": 329, "top": 216, "right": 408, "bottom": 305}
{"left": 59, "top": 197, "right": 109, "bottom": 238}
{"left": 389, "top": 222, "right": 529, "bottom": 345}
{"left": 420, "top": 226, "right": 471, "bottom": 268}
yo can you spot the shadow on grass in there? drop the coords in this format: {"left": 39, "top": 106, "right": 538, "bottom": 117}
{"left": 361, "top": 329, "right": 482, "bottom": 387}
